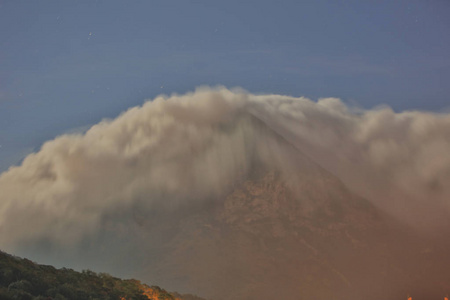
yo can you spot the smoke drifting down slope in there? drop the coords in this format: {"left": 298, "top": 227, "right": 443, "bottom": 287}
{"left": 2, "top": 87, "right": 450, "bottom": 299}
{"left": 1, "top": 87, "right": 450, "bottom": 250}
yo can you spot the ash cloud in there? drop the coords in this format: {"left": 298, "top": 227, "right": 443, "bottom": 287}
{"left": 1, "top": 87, "right": 450, "bottom": 251}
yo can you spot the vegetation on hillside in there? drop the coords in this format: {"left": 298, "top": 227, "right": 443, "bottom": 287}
{"left": 0, "top": 250, "right": 202, "bottom": 300}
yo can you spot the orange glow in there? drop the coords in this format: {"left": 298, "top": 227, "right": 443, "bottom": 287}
{"left": 140, "top": 285, "right": 181, "bottom": 300}
{"left": 141, "top": 286, "right": 158, "bottom": 300}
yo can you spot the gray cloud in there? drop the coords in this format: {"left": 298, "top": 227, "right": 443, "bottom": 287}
{"left": 1, "top": 87, "right": 450, "bottom": 252}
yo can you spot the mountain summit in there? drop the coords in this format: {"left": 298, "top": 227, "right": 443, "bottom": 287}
{"left": 1, "top": 95, "right": 449, "bottom": 300}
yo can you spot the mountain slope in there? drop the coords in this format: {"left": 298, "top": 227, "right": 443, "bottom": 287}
{"left": 134, "top": 116, "right": 450, "bottom": 300}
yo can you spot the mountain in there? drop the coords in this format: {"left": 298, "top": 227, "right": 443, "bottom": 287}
{"left": 4, "top": 115, "right": 449, "bottom": 300}
{"left": 132, "top": 117, "right": 450, "bottom": 300}
{"left": 0, "top": 250, "right": 205, "bottom": 300}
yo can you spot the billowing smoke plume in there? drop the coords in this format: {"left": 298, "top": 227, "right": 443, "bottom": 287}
{"left": 1, "top": 87, "right": 450, "bottom": 252}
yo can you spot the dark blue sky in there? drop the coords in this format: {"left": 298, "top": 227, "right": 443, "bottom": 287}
{"left": 1, "top": 0, "right": 449, "bottom": 171}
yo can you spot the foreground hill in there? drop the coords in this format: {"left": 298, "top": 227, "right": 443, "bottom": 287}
{"left": 0, "top": 250, "right": 205, "bottom": 300}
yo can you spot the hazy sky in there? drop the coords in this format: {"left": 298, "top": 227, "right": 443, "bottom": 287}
{"left": 1, "top": 0, "right": 449, "bottom": 172}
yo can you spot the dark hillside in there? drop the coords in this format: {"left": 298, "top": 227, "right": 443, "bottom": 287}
{"left": 0, "top": 250, "right": 205, "bottom": 300}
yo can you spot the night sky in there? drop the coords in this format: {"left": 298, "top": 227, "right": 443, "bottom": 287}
{"left": 1, "top": 0, "right": 449, "bottom": 172}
